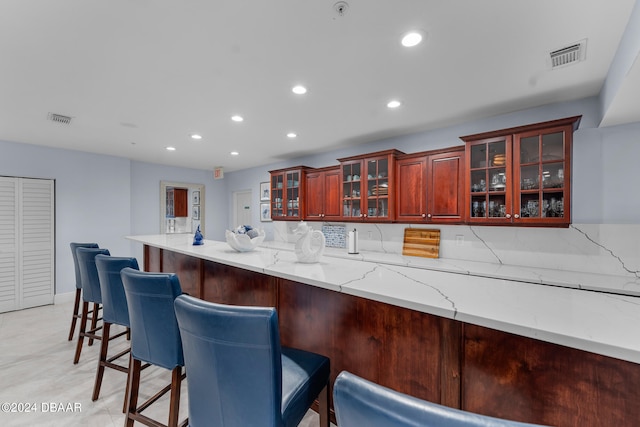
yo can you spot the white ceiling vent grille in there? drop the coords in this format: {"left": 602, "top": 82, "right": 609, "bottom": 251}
{"left": 550, "top": 40, "right": 587, "bottom": 69}
{"left": 47, "top": 112, "right": 72, "bottom": 125}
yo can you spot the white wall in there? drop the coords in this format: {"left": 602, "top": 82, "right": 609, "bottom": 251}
{"left": 128, "top": 160, "right": 228, "bottom": 266}
{"left": 0, "top": 140, "right": 132, "bottom": 296}
{"left": 0, "top": 140, "right": 229, "bottom": 296}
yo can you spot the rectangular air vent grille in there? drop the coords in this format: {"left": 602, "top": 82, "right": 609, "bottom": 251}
{"left": 47, "top": 113, "right": 72, "bottom": 125}
{"left": 550, "top": 40, "right": 586, "bottom": 68}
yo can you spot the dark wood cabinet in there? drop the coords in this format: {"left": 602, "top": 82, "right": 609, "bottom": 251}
{"left": 166, "top": 188, "right": 188, "bottom": 217}
{"left": 265, "top": 116, "right": 579, "bottom": 227}
{"left": 338, "top": 149, "right": 403, "bottom": 222}
{"left": 461, "top": 116, "right": 580, "bottom": 226}
{"left": 396, "top": 147, "right": 465, "bottom": 223}
{"left": 305, "top": 166, "right": 341, "bottom": 221}
{"left": 269, "top": 166, "right": 308, "bottom": 221}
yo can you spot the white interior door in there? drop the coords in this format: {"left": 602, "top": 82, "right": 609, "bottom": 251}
{"left": 0, "top": 178, "right": 19, "bottom": 313}
{"left": 19, "top": 178, "right": 55, "bottom": 309}
{"left": 233, "top": 190, "right": 252, "bottom": 228}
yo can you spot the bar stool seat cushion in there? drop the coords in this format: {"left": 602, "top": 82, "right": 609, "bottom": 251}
{"left": 280, "top": 347, "right": 330, "bottom": 425}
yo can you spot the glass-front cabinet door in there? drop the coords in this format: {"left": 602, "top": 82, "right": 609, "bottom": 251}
{"left": 468, "top": 136, "right": 513, "bottom": 223}
{"left": 285, "top": 170, "right": 301, "bottom": 218}
{"left": 270, "top": 167, "right": 306, "bottom": 220}
{"left": 270, "top": 173, "right": 284, "bottom": 219}
{"left": 514, "top": 126, "right": 571, "bottom": 225}
{"left": 365, "top": 157, "right": 390, "bottom": 220}
{"left": 341, "top": 161, "right": 362, "bottom": 219}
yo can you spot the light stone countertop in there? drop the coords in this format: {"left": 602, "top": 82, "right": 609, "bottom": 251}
{"left": 127, "top": 234, "right": 640, "bottom": 364}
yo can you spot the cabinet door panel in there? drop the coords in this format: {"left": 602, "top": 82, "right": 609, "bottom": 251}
{"left": 429, "top": 152, "right": 464, "bottom": 222}
{"left": 323, "top": 169, "right": 342, "bottom": 219}
{"left": 305, "top": 172, "right": 323, "bottom": 219}
{"left": 396, "top": 157, "right": 427, "bottom": 220}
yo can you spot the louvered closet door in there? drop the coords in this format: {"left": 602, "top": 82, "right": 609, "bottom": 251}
{"left": 19, "top": 179, "right": 54, "bottom": 309}
{"left": 0, "top": 178, "right": 19, "bottom": 312}
{"left": 0, "top": 178, "right": 54, "bottom": 313}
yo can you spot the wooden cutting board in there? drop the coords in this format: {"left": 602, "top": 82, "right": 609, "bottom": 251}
{"left": 402, "top": 228, "right": 440, "bottom": 258}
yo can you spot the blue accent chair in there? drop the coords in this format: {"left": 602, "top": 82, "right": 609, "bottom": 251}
{"left": 73, "top": 247, "right": 110, "bottom": 364}
{"left": 68, "top": 242, "right": 99, "bottom": 341}
{"left": 93, "top": 255, "right": 139, "bottom": 409}
{"left": 173, "top": 294, "right": 330, "bottom": 427}
{"left": 121, "top": 267, "right": 187, "bottom": 427}
{"left": 333, "top": 371, "right": 547, "bottom": 427}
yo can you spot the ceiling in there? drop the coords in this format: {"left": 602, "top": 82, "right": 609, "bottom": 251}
{"left": 0, "top": 0, "right": 638, "bottom": 173}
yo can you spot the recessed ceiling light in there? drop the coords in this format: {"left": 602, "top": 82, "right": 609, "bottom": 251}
{"left": 292, "top": 85, "right": 307, "bottom": 95}
{"left": 230, "top": 151, "right": 239, "bottom": 156}
{"left": 287, "top": 132, "right": 297, "bottom": 138}
{"left": 166, "top": 146, "right": 176, "bottom": 151}
{"left": 190, "top": 134, "right": 202, "bottom": 140}
{"left": 401, "top": 31, "right": 423, "bottom": 47}
{"left": 387, "top": 100, "right": 402, "bottom": 109}
{"left": 231, "top": 115, "right": 244, "bottom": 122}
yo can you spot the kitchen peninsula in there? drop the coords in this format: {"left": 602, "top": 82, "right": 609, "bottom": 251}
{"left": 127, "top": 234, "right": 640, "bottom": 427}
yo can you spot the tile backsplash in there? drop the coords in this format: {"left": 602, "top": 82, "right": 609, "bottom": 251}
{"left": 321, "top": 224, "right": 346, "bottom": 248}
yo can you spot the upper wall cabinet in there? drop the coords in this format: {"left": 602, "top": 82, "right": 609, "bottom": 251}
{"left": 396, "top": 147, "right": 465, "bottom": 223}
{"left": 461, "top": 116, "right": 581, "bottom": 227}
{"left": 338, "top": 150, "right": 403, "bottom": 222}
{"left": 305, "top": 166, "right": 341, "bottom": 221}
{"left": 269, "top": 166, "right": 309, "bottom": 221}
{"left": 166, "top": 188, "right": 188, "bottom": 217}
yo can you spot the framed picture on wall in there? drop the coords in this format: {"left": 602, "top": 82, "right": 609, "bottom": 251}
{"left": 193, "top": 205, "right": 200, "bottom": 220}
{"left": 260, "top": 203, "right": 271, "bottom": 222}
{"left": 192, "top": 190, "right": 200, "bottom": 205}
{"left": 260, "top": 182, "right": 270, "bottom": 201}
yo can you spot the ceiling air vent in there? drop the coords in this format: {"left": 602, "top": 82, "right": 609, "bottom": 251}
{"left": 550, "top": 40, "right": 586, "bottom": 69}
{"left": 47, "top": 112, "right": 72, "bottom": 125}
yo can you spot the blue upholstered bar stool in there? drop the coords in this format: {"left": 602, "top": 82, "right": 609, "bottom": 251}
{"left": 93, "top": 254, "right": 140, "bottom": 408}
{"left": 68, "top": 242, "right": 99, "bottom": 341}
{"left": 73, "top": 247, "right": 110, "bottom": 364}
{"left": 121, "top": 268, "right": 187, "bottom": 427}
{"left": 173, "top": 294, "right": 330, "bottom": 427}
{"left": 333, "top": 371, "right": 547, "bottom": 427}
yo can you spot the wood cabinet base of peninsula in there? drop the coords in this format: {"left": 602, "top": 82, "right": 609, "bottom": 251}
{"left": 144, "top": 245, "right": 640, "bottom": 427}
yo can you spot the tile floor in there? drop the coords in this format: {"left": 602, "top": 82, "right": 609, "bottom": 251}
{"left": 0, "top": 300, "right": 331, "bottom": 426}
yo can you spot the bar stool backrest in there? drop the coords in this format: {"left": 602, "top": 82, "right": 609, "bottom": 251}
{"left": 76, "top": 247, "right": 110, "bottom": 304}
{"left": 70, "top": 242, "right": 99, "bottom": 289}
{"left": 95, "top": 255, "right": 139, "bottom": 327}
{"left": 333, "top": 371, "right": 547, "bottom": 427}
{"left": 120, "top": 267, "right": 184, "bottom": 370}
{"left": 174, "top": 295, "right": 284, "bottom": 426}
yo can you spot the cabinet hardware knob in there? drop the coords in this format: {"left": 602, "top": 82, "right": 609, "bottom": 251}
{"left": 514, "top": 214, "right": 520, "bottom": 219}
{"left": 506, "top": 213, "right": 511, "bottom": 219}
{"left": 421, "top": 213, "right": 426, "bottom": 218}
{"left": 427, "top": 213, "right": 432, "bottom": 218}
